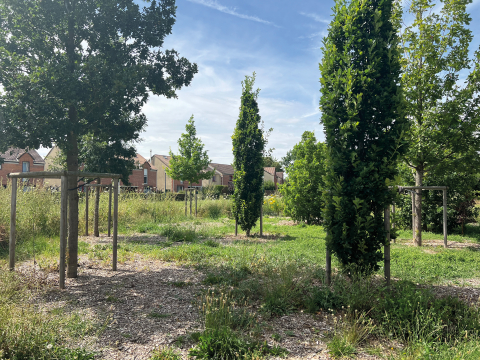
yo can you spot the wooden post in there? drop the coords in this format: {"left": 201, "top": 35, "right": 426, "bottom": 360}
{"left": 108, "top": 185, "right": 112, "bottom": 237}
{"left": 195, "top": 190, "right": 198, "bottom": 217}
{"left": 411, "top": 192, "right": 415, "bottom": 241}
{"left": 59, "top": 175, "right": 68, "bottom": 289}
{"left": 94, "top": 178, "right": 100, "bottom": 237}
{"left": 260, "top": 201, "right": 263, "bottom": 237}
{"left": 9, "top": 178, "right": 17, "bottom": 271}
{"left": 185, "top": 189, "right": 187, "bottom": 216}
{"left": 190, "top": 189, "right": 193, "bottom": 216}
{"left": 384, "top": 207, "right": 391, "bottom": 287}
{"left": 443, "top": 189, "right": 447, "bottom": 248}
{"left": 85, "top": 185, "right": 89, "bottom": 236}
{"left": 235, "top": 218, "right": 238, "bottom": 236}
{"left": 326, "top": 246, "right": 331, "bottom": 286}
{"left": 392, "top": 203, "right": 396, "bottom": 243}
{"left": 113, "top": 179, "right": 119, "bottom": 271}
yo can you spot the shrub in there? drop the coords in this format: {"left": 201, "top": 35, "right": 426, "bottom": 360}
{"left": 263, "top": 180, "right": 275, "bottom": 191}
{"left": 262, "top": 194, "right": 284, "bottom": 216}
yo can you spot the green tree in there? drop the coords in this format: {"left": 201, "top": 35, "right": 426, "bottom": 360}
{"left": 232, "top": 73, "right": 265, "bottom": 236}
{"left": 280, "top": 131, "right": 326, "bottom": 224}
{"left": 166, "top": 115, "right": 215, "bottom": 197}
{"left": 263, "top": 156, "right": 283, "bottom": 172}
{"left": 281, "top": 149, "right": 298, "bottom": 171}
{"left": 0, "top": 0, "right": 197, "bottom": 277}
{"left": 400, "top": 0, "right": 480, "bottom": 246}
{"left": 320, "top": 0, "right": 406, "bottom": 273}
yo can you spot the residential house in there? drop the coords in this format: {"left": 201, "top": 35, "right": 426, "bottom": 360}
{"left": 202, "top": 163, "right": 235, "bottom": 191}
{"left": 151, "top": 154, "right": 202, "bottom": 192}
{"left": 0, "top": 147, "right": 45, "bottom": 187}
{"left": 263, "top": 167, "right": 278, "bottom": 189}
{"left": 45, "top": 147, "right": 157, "bottom": 192}
{"left": 276, "top": 172, "right": 284, "bottom": 186}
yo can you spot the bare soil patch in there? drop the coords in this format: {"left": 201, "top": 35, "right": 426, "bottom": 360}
{"left": 397, "top": 238, "right": 480, "bottom": 250}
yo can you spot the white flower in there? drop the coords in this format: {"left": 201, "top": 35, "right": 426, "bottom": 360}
{"left": 46, "top": 344, "right": 53, "bottom": 349}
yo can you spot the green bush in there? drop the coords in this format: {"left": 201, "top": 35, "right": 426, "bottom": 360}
{"left": 263, "top": 180, "right": 275, "bottom": 191}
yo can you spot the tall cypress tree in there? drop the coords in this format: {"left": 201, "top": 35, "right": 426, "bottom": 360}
{"left": 320, "top": 0, "right": 406, "bottom": 273}
{"left": 232, "top": 73, "right": 265, "bottom": 236}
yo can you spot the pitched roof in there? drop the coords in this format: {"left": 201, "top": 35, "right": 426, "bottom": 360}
{"left": 210, "top": 163, "right": 234, "bottom": 175}
{"left": 0, "top": 147, "right": 45, "bottom": 164}
{"left": 264, "top": 167, "right": 276, "bottom": 176}
{"left": 276, "top": 172, "right": 284, "bottom": 180}
{"left": 153, "top": 154, "right": 171, "bottom": 167}
{"left": 134, "top": 153, "right": 147, "bottom": 165}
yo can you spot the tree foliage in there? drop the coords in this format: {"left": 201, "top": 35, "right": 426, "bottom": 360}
{"left": 400, "top": 0, "right": 480, "bottom": 245}
{"left": 280, "top": 131, "right": 326, "bottom": 224}
{"left": 0, "top": 0, "right": 197, "bottom": 277}
{"left": 320, "top": 0, "right": 406, "bottom": 273}
{"left": 263, "top": 156, "right": 283, "bottom": 172}
{"left": 232, "top": 73, "right": 265, "bottom": 236}
{"left": 166, "top": 115, "right": 214, "bottom": 185}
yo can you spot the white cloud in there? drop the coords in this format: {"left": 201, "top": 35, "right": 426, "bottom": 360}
{"left": 187, "top": 0, "right": 279, "bottom": 27}
{"left": 300, "top": 11, "right": 330, "bottom": 24}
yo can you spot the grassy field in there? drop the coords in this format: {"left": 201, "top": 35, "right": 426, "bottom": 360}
{"left": 1, "top": 187, "right": 480, "bottom": 359}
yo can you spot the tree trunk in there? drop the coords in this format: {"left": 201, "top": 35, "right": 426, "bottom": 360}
{"left": 94, "top": 178, "right": 100, "bottom": 237}
{"left": 66, "top": 129, "right": 79, "bottom": 278}
{"left": 414, "top": 167, "right": 423, "bottom": 246}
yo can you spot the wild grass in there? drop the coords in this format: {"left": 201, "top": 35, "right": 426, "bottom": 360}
{"left": 0, "top": 269, "right": 96, "bottom": 359}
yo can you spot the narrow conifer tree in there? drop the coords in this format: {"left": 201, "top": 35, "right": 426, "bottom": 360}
{"left": 320, "top": 0, "right": 406, "bottom": 273}
{"left": 232, "top": 73, "right": 265, "bottom": 236}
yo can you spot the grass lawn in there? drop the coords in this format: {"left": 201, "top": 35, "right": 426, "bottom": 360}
{"left": 2, "top": 214, "right": 480, "bottom": 359}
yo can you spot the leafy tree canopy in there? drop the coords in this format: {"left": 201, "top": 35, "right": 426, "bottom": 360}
{"left": 281, "top": 131, "right": 326, "bottom": 224}
{"left": 263, "top": 156, "right": 283, "bottom": 172}
{"left": 166, "top": 115, "right": 215, "bottom": 185}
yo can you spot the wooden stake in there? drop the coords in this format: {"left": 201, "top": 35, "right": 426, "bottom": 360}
{"left": 190, "top": 189, "right": 192, "bottom": 216}
{"left": 392, "top": 203, "right": 396, "bottom": 243}
{"left": 59, "top": 175, "right": 68, "bottom": 289}
{"left": 94, "top": 178, "right": 100, "bottom": 237}
{"left": 113, "top": 179, "right": 119, "bottom": 271}
{"left": 260, "top": 200, "right": 263, "bottom": 237}
{"left": 384, "top": 207, "right": 391, "bottom": 287}
{"left": 411, "top": 192, "right": 415, "bottom": 241}
{"left": 195, "top": 190, "right": 197, "bottom": 217}
{"left": 85, "top": 185, "right": 89, "bottom": 236}
{"left": 9, "top": 178, "right": 17, "bottom": 271}
{"left": 185, "top": 188, "right": 187, "bottom": 216}
{"left": 326, "top": 246, "right": 331, "bottom": 286}
{"left": 235, "top": 218, "right": 238, "bottom": 236}
{"left": 108, "top": 185, "right": 112, "bottom": 237}
{"left": 443, "top": 189, "right": 447, "bottom": 248}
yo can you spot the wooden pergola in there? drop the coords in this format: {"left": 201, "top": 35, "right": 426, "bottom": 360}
{"left": 7, "top": 171, "right": 122, "bottom": 289}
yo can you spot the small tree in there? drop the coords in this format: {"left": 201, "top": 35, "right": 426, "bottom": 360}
{"left": 400, "top": 0, "right": 480, "bottom": 246}
{"left": 232, "top": 73, "right": 265, "bottom": 236}
{"left": 320, "top": 0, "right": 406, "bottom": 273}
{"left": 281, "top": 131, "right": 326, "bottom": 224}
{"left": 166, "top": 115, "right": 214, "bottom": 210}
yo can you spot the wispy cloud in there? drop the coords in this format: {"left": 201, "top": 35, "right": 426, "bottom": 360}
{"left": 300, "top": 11, "right": 330, "bottom": 24}
{"left": 187, "top": 0, "right": 278, "bottom": 27}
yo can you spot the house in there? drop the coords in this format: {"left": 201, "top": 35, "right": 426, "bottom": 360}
{"left": 276, "top": 172, "right": 284, "bottom": 186}
{"left": 44, "top": 147, "right": 157, "bottom": 192}
{"left": 0, "top": 147, "right": 45, "bottom": 187}
{"left": 202, "top": 163, "right": 235, "bottom": 191}
{"left": 151, "top": 154, "right": 202, "bottom": 192}
{"left": 263, "top": 167, "right": 278, "bottom": 189}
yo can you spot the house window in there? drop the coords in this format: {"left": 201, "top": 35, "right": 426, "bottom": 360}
{"left": 143, "top": 168, "right": 148, "bottom": 184}
{"left": 177, "top": 185, "right": 184, "bottom": 191}
{"left": 22, "top": 162, "right": 30, "bottom": 172}
{"left": 212, "top": 175, "right": 216, "bottom": 182}
{"left": 229, "top": 175, "right": 233, "bottom": 181}
{"left": 0, "top": 164, "right": 2, "bottom": 170}
{"left": 180, "top": 180, "right": 184, "bottom": 184}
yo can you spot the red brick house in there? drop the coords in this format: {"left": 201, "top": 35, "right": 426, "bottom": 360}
{"left": 0, "top": 148, "right": 45, "bottom": 187}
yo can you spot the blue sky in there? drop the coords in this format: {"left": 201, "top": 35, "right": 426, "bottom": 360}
{"left": 39, "top": 0, "right": 480, "bottom": 164}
